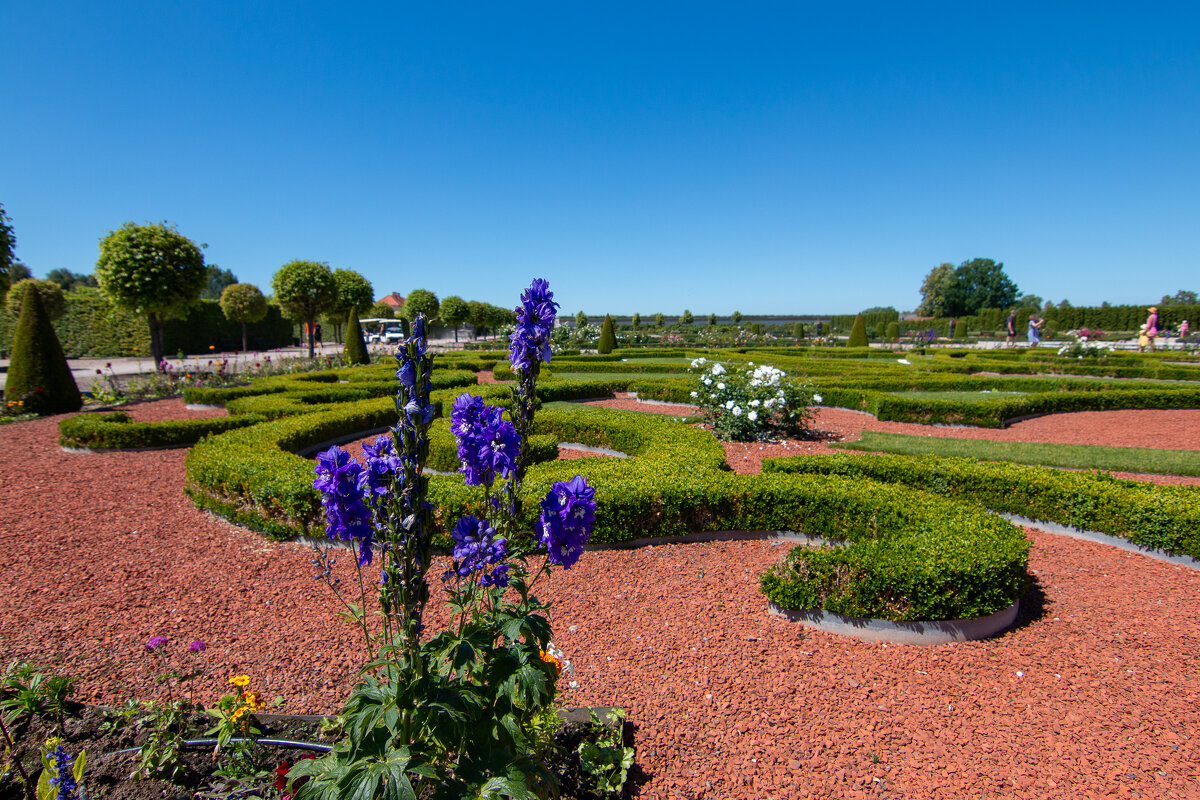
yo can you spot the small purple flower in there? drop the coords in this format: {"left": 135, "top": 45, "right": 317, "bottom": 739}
{"left": 446, "top": 515, "right": 509, "bottom": 587}
{"left": 361, "top": 435, "right": 402, "bottom": 497}
{"left": 49, "top": 744, "right": 78, "bottom": 800}
{"left": 509, "top": 278, "right": 559, "bottom": 373}
{"left": 313, "top": 446, "right": 375, "bottom": 565}
{"left": 145, "top": 636, "right": 168, "bottom": 651}
{"left": 188, "top": 640, "right": 206, "bottom": 653}
{"left": 538, "top": 475, "right": 597, "bottom": 570}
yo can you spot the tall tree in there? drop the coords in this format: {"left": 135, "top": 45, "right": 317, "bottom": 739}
{"left": 916, "top": 263, "right": 956, "bottom": 317}
{"left": 1161, "top": 289, "right": 1198, "bottom": 305}
{"left": 0, "top": 203, "right": 15, "bottom": 300}
{"left": 326, "top": 269, "right": 374, "bottom": 342}
{"left": 95, "top": 222, "right": 207, "bottom": 367}
{"left": 942, "top": 258, "right": 1019, "bottom": 316}
{"left": 45, "top": 268, "right": 97, "bottom": 291}
{"left": 440, "top": 295, "right": 469, "bottom": 342}
{"left": 201, "top": 264, "right": 239, "bottom": 300}
{"left": 219, "top": 283, "right": 269, "bottom": 351}
{"left": 272, "top": 260, "right": 336, "bottom": 357}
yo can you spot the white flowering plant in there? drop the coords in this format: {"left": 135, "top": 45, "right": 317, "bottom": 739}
{"left": 688, "top": 358, "right": 819, "bottom": 441}
{"left": 1058, "top": 330, "right": 1112, "bottom": 360}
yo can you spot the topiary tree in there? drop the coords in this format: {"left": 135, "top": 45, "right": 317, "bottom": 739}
{"left": 953, "top": 319, "right": 967, "bottom": 340}
{"left": 631, "top": 312, "right": 641, "bottom": 329}
{"left": 219, "top": 283, "right": 269, "bottom": 351}
{"left": 848, "top": 313, "right": 869, "bottom": 347}
{"left": 598, "top": 314, "right": 616, "bottom": 354}
{"left": 343, "top": 308, "right": 369, "bottom": 365}
{"left": 272, "top": 260, "right": 336, "bottom": 358}
{"left": 95, "top": 221, "right": 207, "bottom": 367}
{"left": 574, "top": 310, "right": 588, "bottom": 328}
{"left": 654, "top": 312, "right": 665, "bottom": 327}
{"left": 326, "top": 269, "right": 374, "bottom": 343}
{"left": 403, "top": 289, "right": 440, "bottom": 324}
{"left": 6, "top": 279, "right": 66, "bottom": 321}
{"left": 732, "top": 310, "right": 743, "bottom": 324}
{"left": 367, "top": 301, "right": 395, "bottom": 319}
{"left": 792, "top": 321, "right": 805, "bottom": 339}
{"left": 886, "top": 321, "right": 901, "bottom": 341}
{"left": 679, "top": 309, "right": 694, "bottom": 325}
{"left": 440, "top": 295, "right": 469, "bottom": 342}
{"left": 4, "top": 289, "right": 81, "bottom": 415}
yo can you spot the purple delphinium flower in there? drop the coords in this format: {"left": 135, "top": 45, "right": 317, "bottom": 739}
{"left": 361, "top": 435, "right": 402, "bottom": 498}
{"left": 188, "top": 640, "right": 206, "bottom": 653}
{"left": 312, "top": 446, "right": 375, "bottom": 565}
{"left": 509, "top": 279, "right": 559, "bottom": 373}
{"left": 445, "top": 515, "right": 509, "bottom": 587}
{"left": 145, "top": 636, "right": 168, "bottom": 651}
{"left": 538, "top": 475, "right": 597, "bottom": 570}
{"left": 450, "top": 394, "right": 520, "bottom": 488}
{"left": 49, "top": 744, "right": 78, "bottom": 800}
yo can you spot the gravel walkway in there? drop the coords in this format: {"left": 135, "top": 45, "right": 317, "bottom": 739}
{"left": 1, "top": 398, "right": 1198, "bottom": 799}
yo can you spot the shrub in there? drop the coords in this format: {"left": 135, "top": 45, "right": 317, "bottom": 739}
{"left": 342, "top": 309, "right": 369, "bottom": 365}
{"left": 4, "top": 289, "right": 81, "bottom": 415}
{"left": 688, "top": 357, "right": 817, "bottom": 441}
{"left": 218, "top": 283, "right": 268, "bottom": 351}
{"left": 59, "top": 411, "right": 266, "bottom": 449}
{"left": 848, "top": 314, "right": 869, "bottom": 347}
{"left": 598, "top": 314, "right": 616, "bottom": 354}
{"left": 886, "top": 321, "right": 900, "bottom": 340}
{"left": 5, "top": 279, "right": 66, "bottom": 321}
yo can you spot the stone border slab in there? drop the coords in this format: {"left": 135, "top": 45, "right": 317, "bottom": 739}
{"left": 767, "top": 600, "right": 1020, "bottom": 645}
{"left": 1001, "top": 513, "right": 1200, "bottom": 571}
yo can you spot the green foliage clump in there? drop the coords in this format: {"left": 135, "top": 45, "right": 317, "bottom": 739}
{"left": 792, "top": 321, "right": 805, "bottom": 339}
{"left": 59, "top": 411, "right": 266, "bottom": 450}
{"left": 598, "top": 314, "right": 616, "bottom": 354}
{"left": 272, "top": 260, "right": 336, "bottom": 357}
{"left": 403, "top": 288, "right": 440, "bottom": 323}
{"left": 4, "top": 289, "right": 82, "bottom": 415}
{"left": 6, "top": 280, "right": 66, "bottom": 321}
{"left": 886, "top": 321, "right": 900, "bottom": 340}
{"left": 342, "top": 309, "right": 369, "bottom": 365}
{"left": 96, "top": 222, "right": 208, "bottom": 366}
{"left": 366, "top": 301, "right": 395, "bottom": 319}
{"left": 847, "top": 314, "right": 869, "bottom": 347}
{"left": 679, "top": 309, "right": 694, "bottom": 325}
{"left": 219, "top": 283, "right": 268, "bottom": 351}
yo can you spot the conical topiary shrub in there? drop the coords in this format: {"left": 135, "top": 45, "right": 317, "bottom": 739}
{"left": 953, "top": 319, "right": 967, "bottom": 340}
{"left": 598, "top": 314, "right": 616, "bottom": 354}
{"left": 4, "top": 287, "right": 82, "bottom": 415}
{"left": 343, "top": 309, "right": 369, "bottom": 365}
{"left": 847, "top": 313, "right": 869, "bottom": 347}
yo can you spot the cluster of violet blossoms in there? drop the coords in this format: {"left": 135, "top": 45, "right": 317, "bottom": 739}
{"left": 313, "top": 439, "right": 402, "bottom": 566}
{"left": 508, "top": 278, "right": 558, "bottom": 373}
{"left": 451, "top": 394, "right": 520, "bottom": 488}
{"left": 446, "top": 516, "right": 509, "bottom": 587}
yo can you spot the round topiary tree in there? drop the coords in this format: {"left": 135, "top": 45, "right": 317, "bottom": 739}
{"left": 631, "top": 312, "right": 641, "bottom": 329}
{"left": 403, "top": 289, "right": 440, "bottom": 324}
{"left": 886, "top": 320, "right": 901, "bottom": 341}
{"left": 367, "top": 301, "right": 395, "bottom": 319}
{"left": 6, "top": 279, "right": 66, "bottom": 321}
{"left": 327, "top": 269, "right": 374, "bottom": 343}
{"left": 4, "top": 288, "right": 81, "bottom": 415}
{"left": 95, "top": 221, "right": 207, "bottom": 367}
{"left": 654, "top": 312, "right": 665, "bottom": 327}
{"left": 848, "top": 313, "right": 869, "bottom": 347}
{"left": 793, "top": 321, "right": 806, "bottom": 339}
{"left": 732, "top": 310, "right": 743, "bottom": 324}
{"left": 598, "top": 314, "right": 617, "bottom": 354}
{"left": 679, "top": 309, "right": 694, "bottom": 325}
{"left": 574, "top": 310, "right": 588, "bottom": 328}
{"left": 707, "top": 313, "right": 718, "bottom": 326}
{"left": 219, "top": 283, "right": 269, "bottom": 351}
{"left": 343, "top": 308, "right": 370, "bottom": 365}
{"left": 272, "top": 260, "right": 337, "bottom": 358}
{"left": 440, "top": 295, "right": 469, "bottom": 342}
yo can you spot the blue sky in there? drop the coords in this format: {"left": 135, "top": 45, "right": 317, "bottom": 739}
{"left": 4, "top": 2, "right": 1198, "bottom": 315}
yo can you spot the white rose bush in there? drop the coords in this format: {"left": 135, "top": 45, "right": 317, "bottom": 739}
{"left": 688, "top": 358, "right": 819, "bottom": 441}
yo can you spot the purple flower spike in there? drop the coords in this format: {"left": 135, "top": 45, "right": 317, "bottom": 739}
{"left": 538, "top": 475, "right": 597, "bottom": 570}
{"left": 146, "top": 636, "right": 168, "bottom": 651}
{"left": 509, "top": 279, "right": 559, "bottom": 373}
{"left": 312, "top": 445, "right": 375, "bottom": 564}
{"left": 450, "top": 394, "right": 520, "bottom": 488}
{"left": 188, "top": 640, "right": 206, "bottom": 653}
{"left": 447, "top": 515, "right": 509, "bottom": 587}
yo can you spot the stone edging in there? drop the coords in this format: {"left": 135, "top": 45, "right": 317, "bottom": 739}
{"left": 767, "top": 600, "right": 1021, "bottom": 645}
{"left": 1002, "top": 513, "right": 1200, "bottom": 571}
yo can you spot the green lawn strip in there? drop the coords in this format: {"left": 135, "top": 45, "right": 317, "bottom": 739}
{"left": 832, "top": 430, "right": 1200, "bottom": 476}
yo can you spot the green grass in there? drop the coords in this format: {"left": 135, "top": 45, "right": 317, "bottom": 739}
{"left": 832, "top": 430, "right": 1200, "bottom": 476}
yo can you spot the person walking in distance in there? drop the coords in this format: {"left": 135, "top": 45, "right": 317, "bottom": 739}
{"left": 1139, "top": 306, "right": 1159, "bottom": 353}
{"left": 1005, "top": 310, "right": 1018, "bottom": 347}
{"left": 1027, "top": 315, "right": 1042, "bottom": 347}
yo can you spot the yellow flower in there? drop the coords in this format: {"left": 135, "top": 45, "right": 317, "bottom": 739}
{"left": 228, "top": 674, "right": 250, "bottom": 687}
{"left": 230, "top": 706, "right": 246, "bottom": 722}
{"left": 242, "top": 692, "right": 266, "bottom": 712}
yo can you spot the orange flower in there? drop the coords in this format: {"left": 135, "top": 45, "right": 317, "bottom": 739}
{"left": 539, "top": 651, "right": 563, "bottom": 676}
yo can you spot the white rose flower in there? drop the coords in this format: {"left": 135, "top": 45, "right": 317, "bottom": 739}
{"left": 711, "top": 363, "right": 726, "bottom": 376}
{"left": 732, "top": 405, "right": 742, "bottom": 416}
{"left": 690, "top": 391, "right": 698, "bottom": 398}
{"left": 750, "top": 399, "right": 760, "bottom": 407}
{"left": 703, "top": 377, "right": 712, "bottom": 385}
{"left": 717, "top": 382, "right": 725, "bottom": 390}
{"left": 813, "top": 394, "right": 822, "bottom": 404}
{"left": 747, "top": 410, "right": 758, "bottom": 421}
{"left": 724, "top": 400, "right": 735, "bottom": 410}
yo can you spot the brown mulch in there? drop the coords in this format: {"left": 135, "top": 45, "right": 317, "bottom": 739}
{"left": 1, "top": 398, "right": 1198, "bottom": 799}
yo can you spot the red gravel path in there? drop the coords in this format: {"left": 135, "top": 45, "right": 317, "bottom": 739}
{"left": 2, "top": 399, "right": 1199, "bottom": 799}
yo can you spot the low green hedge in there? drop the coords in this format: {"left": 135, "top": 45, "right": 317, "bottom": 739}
{"left": 59, "top": 411, "right": 267, "bottom": 450}
{"left": 183, "top": 370, "right": 477, "bottom": 406}
{"left": 763, "top": 452, "right": 1200, "bottom": 560}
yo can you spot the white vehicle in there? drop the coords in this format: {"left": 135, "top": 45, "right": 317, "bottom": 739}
{"left": 361, "top": 318, "right": 406, "bottom": 344}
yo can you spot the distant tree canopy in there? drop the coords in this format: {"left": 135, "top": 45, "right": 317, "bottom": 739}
{"left": 861, "top": 306, "right": 898, "bottom": 315}
{"left": 440, "top": 295, "right": 469, "bottom": 341}
{"left": 403, "top": 289, "right": 440, "bottom": 323}
{"left": 0, "top": 203, "right": 17, "bottom": 300}
{"left": 367, "top": 301, "right": 395, "bottom": 319}
{"left": 271, "top": 260, "right": 336, "bottom": 357}
{"left": 679, "top": 309, "right": 694, "bottom": 325}
{"left": 917, "top": 258, "right": 1019, "bottom": 317}
{"left": 6, "top": 279, "right": 67, "bottom": 321}
{"left": 1161, "top": 289, "right": 1198, "bottom": 306}
{"left": 45, "top": 269, "right": 98, "bottom": 292}
{"left": 201, "top": 265, "right": 239, "bottom": 300}
{"left": 219, "top": 283, "right": 269, "bottom": 351}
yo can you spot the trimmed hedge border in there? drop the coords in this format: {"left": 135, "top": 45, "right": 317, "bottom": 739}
{"left": 763, "top": 452, "right": 1200, "bottom": 561}
{"left": 59, "top": 411, "right": 268, "bottom": 450}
